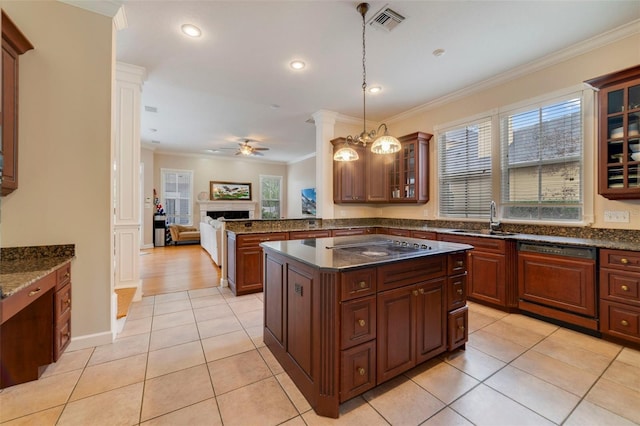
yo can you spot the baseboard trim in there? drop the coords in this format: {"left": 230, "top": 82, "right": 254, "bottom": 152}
{"left": 66, "top": 331, "right": 113, "bottom": 352}
{"left": 141, "top": 244, "right": 154, "bottom": 249}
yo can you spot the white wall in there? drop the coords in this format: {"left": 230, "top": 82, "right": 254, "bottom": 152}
{"left": 286, "top": 155, "right": 316, "bottom": 218}
{"left": 1, "top": 3, "right": 114, "bottom": 340}
{"left": 148, "top": 153, "right": 288, "bottom": 223}
{"left": 328, "top": 33, "right": 640, "bottom": 229}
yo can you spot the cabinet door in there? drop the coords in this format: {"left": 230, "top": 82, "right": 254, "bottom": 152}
{"left": 1, "top": 41, "right": 18, "bottom": 195}
{"left": 468, "top": 251, "right": 506, "bottom": 306}
{"left": 415, "top": 278, "right": 446, "bottom": 364}
{"left": 332, "top": 139, "right": 365, "bottom": 203}
{"left": 236, "top": 247, "right": 263, "bottom": 294}
{"left": 366, "top": 148, "right": 388, "bottom": 202}
{"left": 389, "top": 132, "right": 431, "bottom": 203}
{"left": 376, "top": 286, "right": 415, "bottom": 384}
{"left": 448, "top": 306, "right": 468, "bottom": 350}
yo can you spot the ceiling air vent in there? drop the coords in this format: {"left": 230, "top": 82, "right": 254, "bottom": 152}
{"left": 367, "top": 4, "right": 405, "bottom": 32}
{"left": 144, "top": 105, "right": 158, "bottom": 113}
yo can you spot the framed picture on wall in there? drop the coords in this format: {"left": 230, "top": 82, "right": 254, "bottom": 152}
{"left": 301, "top": 187, "right": 316, "bottom": 216}
{"left": 210, "top": 181, "right": 252, "bottom": 200}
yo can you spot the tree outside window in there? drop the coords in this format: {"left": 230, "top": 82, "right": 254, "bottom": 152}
{"left": 260, "top": 175, "right": 282, "bottom": 219}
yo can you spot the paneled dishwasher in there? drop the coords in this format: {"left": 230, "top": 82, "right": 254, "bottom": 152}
{"left": 517, "top": 242, "right": 598, "bottom": 331}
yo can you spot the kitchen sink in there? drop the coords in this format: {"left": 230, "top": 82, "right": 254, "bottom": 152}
{"left": 450, "top": 229, "right": 517, "bottom": 236}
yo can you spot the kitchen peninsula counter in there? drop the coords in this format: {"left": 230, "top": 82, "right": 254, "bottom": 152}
{"left": 261, "top": 235, "right": 472, "bottom": 418}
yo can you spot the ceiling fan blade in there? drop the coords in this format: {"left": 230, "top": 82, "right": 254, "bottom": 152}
{"left": 253, "top": 152, "right": 264, "bottom": 156}
{"left": 253, "top": 147, "right": 269, "bottom": 151}
{"left": 234, "top": 151, "right": 241, "bottom": 155}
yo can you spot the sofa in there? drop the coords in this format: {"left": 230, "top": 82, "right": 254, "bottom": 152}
{"left": 168, "top": 224, "right": 200, "bottom": 245}
{"left": 200, "top": 217, "right": 223, "bottom": 266}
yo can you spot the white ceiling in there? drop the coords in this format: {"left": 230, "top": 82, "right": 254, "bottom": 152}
{"left": 113, "top": 1, "right": 640, "bottom": 163}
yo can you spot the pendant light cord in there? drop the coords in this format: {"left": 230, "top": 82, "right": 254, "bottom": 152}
{"left": 361, "top": 4, "right": 367, "bottom": 137}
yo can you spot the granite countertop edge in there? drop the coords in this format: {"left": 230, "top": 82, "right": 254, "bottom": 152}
{"left": 226, "top": 225, "right": 639, "bottom": 251}
{"left": 0, "top": 257, "right": 73, "bottom": 299}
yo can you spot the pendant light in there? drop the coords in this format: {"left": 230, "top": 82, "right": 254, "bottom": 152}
{"left": 334, "top": 2, "right": 401, "bottom": 162}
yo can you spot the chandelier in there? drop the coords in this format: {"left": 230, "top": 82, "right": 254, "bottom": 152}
{"left": 333, "top": 2, "right": 401, "bottom": 162}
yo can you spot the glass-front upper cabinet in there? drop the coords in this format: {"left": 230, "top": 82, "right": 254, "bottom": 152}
{"left": 388, "top": 132, "right": 431, "bottom": 203}
{"left": 586, "top": 65, "right": 640, "bottom": 200}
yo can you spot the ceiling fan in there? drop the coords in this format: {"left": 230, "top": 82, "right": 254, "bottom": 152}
{"left": 234, "top": 139, "right": 269, "bottom": 156}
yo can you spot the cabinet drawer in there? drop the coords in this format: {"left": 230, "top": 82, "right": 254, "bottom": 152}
{"left": 1, "top": 271, "right": 56, "bottom": 324}
{"left": 600, "top": 249, "right": 640, "bottom": 273}
{"left": 448, "top": 306, "right": 468, "bottom": 350}
{"left": 600, "top": 268, "right": 640, "bottom": 306}
{"left": 288, "top": 230, "right": 331, "bottom": 240}
{"left": 54, "top": 309, "right": 72, "bottom": 361}
{"left": 411, "top": 230, "right": 437, "bottom": 240}
{"left": 56, "top": 263, "right": 71, "bottom": 289}
{"left": 237, "top": 232, "right": 288, "bottom": 248}
{"left": 600, "top": 300, "right": 640, "bottom": 344}
{"left": 331, "top": 228, "right": 369, "bottom": 237}
{"left": 340, "top": 268, "right": 376, "bottom": 301}
{"left": 447, "top": 274, "right": 466, "bottom": 311}
{"left": 439, "top": 234, "right": 506, "bottom": 253}
{"left": 341, "top": 296, "right": 376, "bottom": 349}
{"left": 340, "top": 340, "right": 376, "bottom": 402}
{"left": 55, "top": 283, "right": 72, "bottom": 319}
{"left": 385, "top": 228, "right": 411, "bottom": 237}
{"left": 448, "top": 252, "right": 467, "bottom": 276}
{"left": 378, "top": 256, "right": 446, "bottom": 292}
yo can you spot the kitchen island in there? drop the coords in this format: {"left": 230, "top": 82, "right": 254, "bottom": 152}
{"left": 261, "top": 235, "right": 472, "bottom": 418}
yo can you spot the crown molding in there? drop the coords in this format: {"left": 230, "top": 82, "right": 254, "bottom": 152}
{"left": 116, "top": 62, "right": 146, "bottom": 85}
{"left": 287, "top": 152, "right": 316, "bottom": 165}
{"left": 58, "top": 0, "right": 123, "bottom": 18}
{"left": 387, "top": 19, "right": 640, "bottom": 124}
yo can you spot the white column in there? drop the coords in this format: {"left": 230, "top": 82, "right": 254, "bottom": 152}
{"left": 312, "top": 110, "right": 338, "bottom": 219}
{"left": 113, "top": 62, "right": 145, "bottom": 307}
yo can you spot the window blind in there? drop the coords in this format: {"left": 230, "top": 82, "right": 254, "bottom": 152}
{"left": 438, "top": 119, "right": 493, "bottom": 218}
{"left": 161, "top": 169, "right": 193, "bottom": 225}
{"left": 500, "top": 97, "right": 582, "bottom": 221}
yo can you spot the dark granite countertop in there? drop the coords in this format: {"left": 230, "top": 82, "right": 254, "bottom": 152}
{"left": 225, "top": 218, "right": 640, "bottom": 252}
{"left": 261, "top": 235, "right": 473, "bottom": 270}
{"left": 1, "top": 245, "right": 75, "bottom": 298}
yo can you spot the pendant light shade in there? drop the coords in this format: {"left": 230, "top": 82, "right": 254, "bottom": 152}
{"left": 333, "top": 145, "right": 360, "bottom": 161}
{"left": 370, "top": 124, "right": 401, "bottom": 154}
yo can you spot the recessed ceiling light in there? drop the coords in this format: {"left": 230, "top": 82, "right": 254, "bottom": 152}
{"left": 151, "top": 140, "right": 161, "bottom": 144}
{"left": 290, "top": 60, "right": 305, "bottom": 70}
{"left": 432, "top": 48, "right": 446, "bottom": 57}
{"left": 149, "top": 128, "right": 157, "bottom": 132}
{"left": 270, "top": 104, "right": 280, "bottom": 109}
{"left": 368, "top": 86, "right": 382, "bottom": 94}
{"left": 181, "top": 24, "right": 201, "bottom": 38}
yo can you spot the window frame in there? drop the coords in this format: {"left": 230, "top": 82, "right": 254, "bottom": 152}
{"left": 259, "top": 175, "right": 283, "bottom": 219}
{"left": 160, "top": 168, "right": 194, "bottom": 226}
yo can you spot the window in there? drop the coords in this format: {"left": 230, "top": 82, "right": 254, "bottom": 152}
{"left": 500, "top": 96, "right": 582, "bottom": 221}
{"left": 260, "top": 175, "right": 282, "bottom": 219}
{"left": 160, "top": 169, "right": 193, "bottom": 225}
{"left": 438, "top": 118, "right": 493, "bottom": 218}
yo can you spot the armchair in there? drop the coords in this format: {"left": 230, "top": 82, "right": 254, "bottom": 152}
{"left": 168, "top": 224, "right": 200, "bottom": 245}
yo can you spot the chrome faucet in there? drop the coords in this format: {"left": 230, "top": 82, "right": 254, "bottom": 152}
{"left": 489, "top": 200, "right": 501, "bottom": 231}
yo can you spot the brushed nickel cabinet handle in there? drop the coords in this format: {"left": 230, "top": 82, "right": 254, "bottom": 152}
{"left": 620, "top": 258, "right": 629, "bottom": 264}
{"left": 621, "top": 285, "right": 629, "bottom": 292}
{"left": 456, "top": 260, "right": 464, "bottom": 267}
{"left": 419, "top": 288, "right": 425, "bottom": 294}
{"left": 358, "top": 281, "right": 367, "bottom": 289}
{"left": 65, "top": 299, "right": 71, "bottom": 306}
{"left": 459, "top": 325, "right": 465, "bottom": 331}
{"left": 621, "top": 320, "right": 629, "bottom": 327}
{"left": 357, "top": 367, "right": 365, "bottom": 376}
{"left": 28, "top": 287, "right": 41, "bottom": 297}
{"left": 358, "top": 319, "right": 365, "bottom": 327}
{"left": 412, "top": 290, "right": 419, "bottom": 296}
{"left": 64, "top": 272, "right": 70, "bottom": 278}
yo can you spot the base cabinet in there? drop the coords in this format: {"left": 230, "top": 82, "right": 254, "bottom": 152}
{"left": 600, "top": 249, "right": 640, "bottom": 344}
{"left": 438, "top": 234, "right": 517, "bottom": 309}
{"left": 263, "top": 248, "right": 469, "bottom": 418}
{"left": 1, "top": 263, "right": 72, "bottom": 388}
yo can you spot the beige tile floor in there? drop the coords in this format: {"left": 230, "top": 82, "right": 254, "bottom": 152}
{"left": 2, "top": 288, "right": 639, "bottom": 426}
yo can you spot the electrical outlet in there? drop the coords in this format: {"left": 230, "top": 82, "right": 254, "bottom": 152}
{"left": 603, "top": 210, "right": 630, "bottom": 223}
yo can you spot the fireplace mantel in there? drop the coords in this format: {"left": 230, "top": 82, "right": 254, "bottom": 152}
{"left": 197, "top": 201, "right": 257, "bottom": 222}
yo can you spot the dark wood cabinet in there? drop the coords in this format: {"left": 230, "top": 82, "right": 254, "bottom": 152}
{"left": 411, "top": 230, "right": 438, "bottom": 240}
{"left": 586, "top": 65, "right": 640, "bottom": 200}
{"left": 438, "top": 234, "right": 517, "bottom": 310}
{"left": 600, "top": 248, "right": 640, "bottom": 344}
{"left": 1, "top": 12, "right": 34, "bottom": 196}
{"left": 388, "top": 132, "right": 431, "bottom": 203}
{"left": 263, "top": 245, "right": 470, "bottom": 418}
{"left": 1, "top": 263, "right": 72, "bottom": 388}
{"left": 227, "top": 232, "right": 288, "bottom": 295}
{"left": 331, "top": 138, "right": 366, "bottom": 203}
{"left": 331, "top": 132, "right": 431, "bottom": 204}
{"left": 331, "top": 228, "right": 372, "bottom": 237}
{"left": 289, "top": 230, "right": 331, "bottom": 240}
